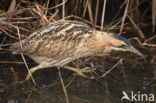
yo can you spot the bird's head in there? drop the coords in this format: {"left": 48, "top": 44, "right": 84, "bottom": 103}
{"left": 97, "top": 32, "right": 144, "bottom": 57}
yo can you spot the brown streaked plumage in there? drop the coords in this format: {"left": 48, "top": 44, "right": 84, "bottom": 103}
{"left": 10, "top": 20, "right": 143, "bottom": 80}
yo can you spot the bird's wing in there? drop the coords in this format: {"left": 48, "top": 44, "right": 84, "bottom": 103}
{"left": 10, "top": 20, "right": 93, "bottom": 59}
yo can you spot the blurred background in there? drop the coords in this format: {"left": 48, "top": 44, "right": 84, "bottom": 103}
{"left": 0, "top": 0, "right": 156, "bottom": 103}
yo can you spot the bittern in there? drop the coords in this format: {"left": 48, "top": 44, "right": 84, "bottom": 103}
{"left": 10, "top": 20, "right": 143, "bottom": 80}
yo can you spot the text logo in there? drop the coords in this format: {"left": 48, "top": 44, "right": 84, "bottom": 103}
{"left": 121, "top": 91, "right": 155, "bottom": 102}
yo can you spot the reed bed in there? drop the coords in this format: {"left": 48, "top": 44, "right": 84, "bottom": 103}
{"left": 0, "top": 0, "right": 155, "bottom": 103}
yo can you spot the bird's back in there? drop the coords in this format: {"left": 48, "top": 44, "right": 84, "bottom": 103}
{"left": 10, "top": 20, "right": 93, "bottom": 60}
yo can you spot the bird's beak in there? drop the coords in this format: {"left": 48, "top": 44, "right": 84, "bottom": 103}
{"left": 128, "top": 46, "right": 144, "bottom": 57}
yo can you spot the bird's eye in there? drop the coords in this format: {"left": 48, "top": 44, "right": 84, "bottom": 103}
{"left": 119, "top": 44, "right": 127, "bottom": 48}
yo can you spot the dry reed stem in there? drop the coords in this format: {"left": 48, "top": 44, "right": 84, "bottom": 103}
{"left": 82, "top": 0, "right": 88, "bottom": 18}
{"left": 100, "top": 59, "right": 123, "bottom": 78}
{"left": 141, "top": 7, "right": 150, "bottom": 22}
{"left": 0, "top": 20, "right": 30, "bottom": 35}
{"left": 128, "top": 0, "right": 146, "bottom": 14}
{"left": 7, "top": 0, "right": 16, "bottom": 14}
{"left": 142, "top": 42, "right": 156, "bottom": 47}
{"left": 65, "top": 76, "right": 76, "bottom": 88}
{"left": 127, "top": 15, "right": 146, "bottom": 39}
{"left": 120, "top": 0, "right": 128, "bottom": 9}
{"left": 129, "top": 37, "right": 156, "bottom": 47}
{"left": 0, "top": 61, "right": 24, "bottom": 64}
{"left": 108, "top": 20, "right": 122, "bottom": 30}
{"left": 87, "top": 0, "right": 94, "bottom": 27}
{"left": 100, "top": 0, "right": 107, "bottom": 31}
{"left": 94, "top": 0, "right": 99, "bottom": 28}
{"left": 65, "top": 15, "right": 108, "bottom": 30}
{"left": 48, "top": 10, "right": 59, "bottom": 22}
{"left": 57, "top": 67, "right": 69, "bottom": 103}
{"left": 144, "top": 35, "right": 156, "bottom": 43}
{"left": 44, "top": 0, "right": 49, "bottom": 16}
{"left": 34, "top": 4, "right": 48, "bottom": 25}
{"left": 0, "top": 36, "right": 6, "bottom": 49}
{"left": 71, "top": 96, "right": 90, "bottom": 103}
{"left": 21, "top": 54, "right": 36, "bottom": 85}
{"left": 26, "top": 92, "right": 32, "bottom": 103}
{"left": 62, "top": 0, "right": 65, "bottom": 19}
{"left": 121, "top": 63, "right": 129, "bottom": 90}
{"left": 16, "top": 27, "right": 36, "bottom": 85}
{"left": 10, "top": 67, "right": 19, "bottom": 82}
{"left": 109, "top": 8, "right": 123, "bottom": 28}
{"left": 119, "top": 0, "right": 129, "bottom": 35}
{"left": 48, "top": 0, "right": 67, "bottom": 10}
{"left": 0, "top": 43, "right": 14, "bottom": 47}
{"left": 109, "top": 0, "right": 139, "bottom": 30}
{"left": 78, "top": 0, "right": 82, "bottom": 16}
{"left": 0, "top": 27, "right": 17, "bottom": 39}
{"left": 152, "top": 0, "right": 156, "bottom": 33}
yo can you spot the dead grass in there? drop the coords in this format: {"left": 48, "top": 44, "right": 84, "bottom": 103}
{"left": 0, "top": 0, "right": 154, "bottom": 87}
{"left": 0, "top": 0, "right": 155, "bottom": 103}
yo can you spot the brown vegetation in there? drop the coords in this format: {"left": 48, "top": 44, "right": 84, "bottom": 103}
{"left": 0, "top": 0, "right": 155, "bottom": 103}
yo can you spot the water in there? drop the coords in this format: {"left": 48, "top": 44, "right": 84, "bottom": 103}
{"left": 0, "top": 47, "right": 156, "bottom": 103}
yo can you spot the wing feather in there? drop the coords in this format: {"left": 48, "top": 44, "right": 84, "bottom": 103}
{"left": 10, "top": 20, "right": 93, "bottom": 59}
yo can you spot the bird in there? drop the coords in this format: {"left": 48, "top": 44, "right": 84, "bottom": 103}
{"left": 10, "top": 20, "right": 143, "bottom": 80}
